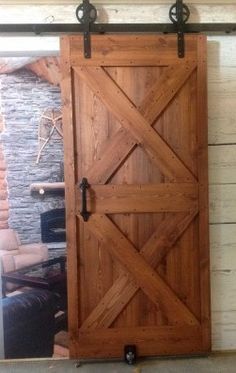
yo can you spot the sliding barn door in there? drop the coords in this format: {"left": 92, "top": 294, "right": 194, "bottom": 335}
{"left": 61, "top": 34, "right": 210, "bottom": 359}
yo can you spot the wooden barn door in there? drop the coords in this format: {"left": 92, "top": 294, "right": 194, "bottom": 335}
{"left": 61, "top": 34, "right": 210, "bottom": 359}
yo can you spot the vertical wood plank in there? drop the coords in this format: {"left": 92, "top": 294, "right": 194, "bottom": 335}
{"left": 106, "top": 66, "right": 165, "bottom": 328}
{"left": 73, "top": 69, "right": 115, "bottom": 326}
{"left": 60, "top": 36, "right": 79, "bottom": 358}
{"left": 162, "top": 65, "right": 200, "bottom": 322}
{"left": 197, "top": 35, "right": 211, "bottom": 352}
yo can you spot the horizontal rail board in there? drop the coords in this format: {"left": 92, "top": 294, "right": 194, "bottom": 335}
{"left": 76, "top": 184, "right": 198, "bottom": 213}
{"left": 77, "top": 326, "right": 202, "bottom": 358}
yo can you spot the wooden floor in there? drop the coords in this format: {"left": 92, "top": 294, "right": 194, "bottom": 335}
{"left": 1, "top": 354, "right": 236, "bottom": 373}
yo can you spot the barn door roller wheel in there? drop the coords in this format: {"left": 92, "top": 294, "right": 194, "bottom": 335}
{"left": 169, "top": 0, "right": 190, "bottom": 24}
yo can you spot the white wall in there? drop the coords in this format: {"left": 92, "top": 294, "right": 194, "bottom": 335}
{"left": 208, "top": 36, "right": 236, "bottom": 351}
{"left": 0, "top": 1, "right": 235, "bottom": 352}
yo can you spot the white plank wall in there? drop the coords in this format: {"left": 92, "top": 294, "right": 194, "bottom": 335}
{"left": 208, "top": 35, "right": 236, "bottom": 351}
{"left": 0, "top": 1, "right": 236, "bottom": 352}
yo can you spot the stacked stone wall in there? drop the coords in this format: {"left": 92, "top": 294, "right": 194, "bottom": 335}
{"left": 0, "top": 140, "right": 8, "bottom": 229}
{"left": 0, "top": 69, "right": 64, "bottom": 244}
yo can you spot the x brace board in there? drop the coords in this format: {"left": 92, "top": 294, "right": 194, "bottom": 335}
{"left": 75, "top": 60, "right": 200, "bottom": 329}
{"left": 61, "top": 34, "right": 210, "bottom": 360}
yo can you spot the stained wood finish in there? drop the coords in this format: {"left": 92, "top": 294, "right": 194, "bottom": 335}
{"left": 75, "top": 65, "right": 196, "bottom": 183}
{"left": 80, "top": 211, "right": 198, "bottom": 331}
{"left": 70, "top": 35, "right": 198, "bottom": 66}
{"left": 60, "top": 37, "right": 79, "bottom": 357}
{"left": 197, "top": 36, "right": 211, "bottom": 351}
{"left": 61, "top": 34, "right": 210, "bottom": 359}
{"left": 76, "top": 184, "right": 199, "bottom": 213}
{"left": 77, "top": 326, "right": 203, "bottom": 358}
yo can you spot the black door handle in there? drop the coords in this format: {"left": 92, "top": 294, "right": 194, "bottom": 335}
{"left": 79, "top": 177, "right": 90, "bottom": 222}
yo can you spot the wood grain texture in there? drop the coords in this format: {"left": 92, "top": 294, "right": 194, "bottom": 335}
{"left": 96, "top": 65, "right": 166, "bottom": 329}
{"left": 161, "top": 64, "right": 200, "bottom": 321}
{"left": 75, "top": 65, "right": 196, "bottom": 183}
{"left": 84, "top": 62, "right": 197, "bottom": 184}
{"left": 0, "top": 2, "right": 234, "bottom": 353}
{"left": 61, "top": 34, "right": 210, "bottom": 359}
{"left": 197, "top": 35, "right": 211, "bottom": 351}
{"left": 80, "top": 211, "right": 198, "bottom": 331}
{"left": 70, "top": 35, "right": 198, "bottom": 66}
{"left": 139, "top": 63, "right": 197, "bottom": 125}
{"left": 60, "top": 36, "right": 79, "bottom": 358}
{"left": 76, "top": 184, "right": 198, "bottom": 214}
{"left": 85, "top": 128, "right": 135, "bottom": 185}
{"left": 76, "top": 326, "right": 203, "bottom": 359}
{"left": 84, "top": 213, "right": 199, "bottom": 326}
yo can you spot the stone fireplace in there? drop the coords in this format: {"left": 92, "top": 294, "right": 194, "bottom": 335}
{"left": 41, "top": 208, "right": 66, "bottom": 244}
{"left": 0, "top": 62, "right": 65, "bottom": 258}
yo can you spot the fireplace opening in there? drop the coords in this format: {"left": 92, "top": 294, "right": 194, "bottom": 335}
{"left": 40, "top": 208, "right": 66, "bottom": 243}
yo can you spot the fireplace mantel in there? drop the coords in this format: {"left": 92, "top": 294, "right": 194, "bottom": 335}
{"left": 30, "top": 182, "right": 65, "bottom": 195}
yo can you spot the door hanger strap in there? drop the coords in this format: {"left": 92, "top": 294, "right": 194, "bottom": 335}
{"left": 76, "top": 0, "right": 97, "bottom": 59}
{"left": 75, "top": 0, "right": 190, "bottom": 59}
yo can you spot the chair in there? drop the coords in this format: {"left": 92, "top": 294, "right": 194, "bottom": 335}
{"left": 0, "top": 229, "right": 48, "bottom": 290}
{"left": 3, "top": 289, "right": 56, "bottom": 358}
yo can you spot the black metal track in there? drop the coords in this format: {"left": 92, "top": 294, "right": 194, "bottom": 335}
{"left": 0, "top": 23, "right": 236, "bottom": 35}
